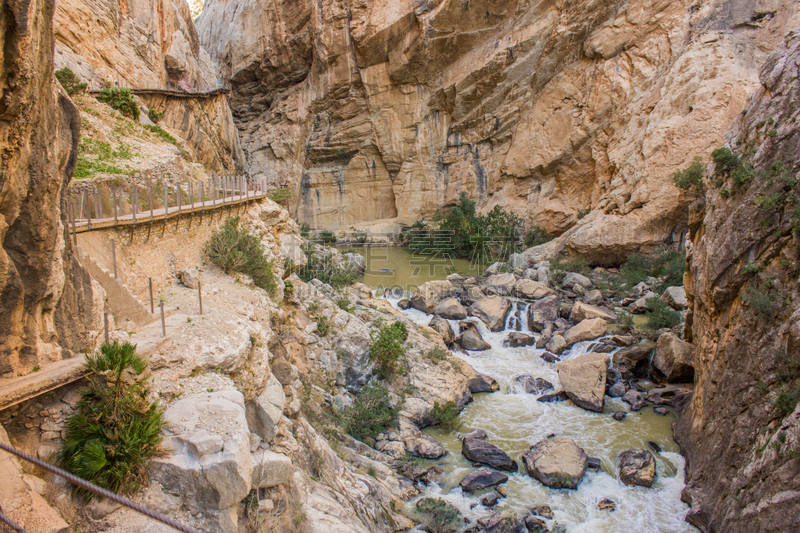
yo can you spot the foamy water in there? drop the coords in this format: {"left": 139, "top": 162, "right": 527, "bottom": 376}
{"left": 390, "top": 297, "right": 697, "bottom": 533}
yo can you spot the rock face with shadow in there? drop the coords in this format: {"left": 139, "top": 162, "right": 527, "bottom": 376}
{"left": 0, "top": 0, "right": 101, "bottom": 377}
{"left": 675, "top": 27, "right": 800, "bottom": 533}
{"left": 197, "top": 0, "right": 797, "bottom": 257}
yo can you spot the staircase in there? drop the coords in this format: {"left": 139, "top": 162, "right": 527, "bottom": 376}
{"left": 75, "top": 246, "right": 154, "bottom": 327}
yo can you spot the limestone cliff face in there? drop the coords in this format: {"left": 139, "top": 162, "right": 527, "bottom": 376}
{"left": 0, "top": 0, "right": 100, "bottom": 376}
{"left": 54, "top": 0, "right": 244, "bottom": 173}
{"left": 198, "top": 0, "right": 797, "bottom": 251}
{"left": 676, "top": 28, "right": 800, "bottom": 533}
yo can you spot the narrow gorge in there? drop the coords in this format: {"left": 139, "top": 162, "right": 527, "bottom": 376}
{"left": 0, "top": 1, "right": 799, "bottom": 533}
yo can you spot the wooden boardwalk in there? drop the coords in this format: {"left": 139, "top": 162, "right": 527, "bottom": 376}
{"left": 71, "top": 189, "right": 268, "bottom": 233}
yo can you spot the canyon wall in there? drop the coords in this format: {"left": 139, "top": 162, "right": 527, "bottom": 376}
{"left": 676, "top": 28, "right": 800, "bottom": 533}
{"left": 0, "top": 0, "right": 100, "bottom": 377}
{"left": 54, "top": 0, "right": 244, "bottom": 173}
{"left": 197, "top": 0, "right": 798, "bottom": 257}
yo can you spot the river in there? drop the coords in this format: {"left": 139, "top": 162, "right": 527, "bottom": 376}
{"left": 352, "top": 247, "right": 696, "bottom": 532}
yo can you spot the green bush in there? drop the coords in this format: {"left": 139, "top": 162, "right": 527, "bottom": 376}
{"left": 524, "top": 225, "right": 552, "bottom": 248}
{"left": 644, "top": 298, "right": 681, "bottom": 331}
{"left": 616, "top": 311, "right": 635, "bottom": 332}
{"left": 339, "top": 383, "right": 398, "bottom": 442}
{"left": 429, "top": 401, "right": 459, "bottom": 429}
{"left": 74, "top": 137, "right": 131, "bottom": 179}
{"left": 298, "top": 247, "right": 358, "bottom": 288}
{"left": 408, "top": 192, "right": 522, "bottom": 263}
{"left": 336, "top": 297, "right": 354, "bottom": 313}
{"left": 423, "top": 346, "right": 449, "bottom": 364}
{"left": 60, "top": 342, "right": 163, "bottom": 498}
{"left": 415, "top": 498, "right": 461, "bottom": 533}
{"left": 616, "top": 249, "right": 685, "bottom": 291}
{"left": 369, "top": 322, "right": 408, "bottom": 379}
{"left": 205, "top": 217, "right": 277, "bottom": 295}
{"left": 300, "top": 224, "right": 311, "bottom": 238}
{"left": 318, "top": 230, "right": 337, "bottom": 244}
{"left": 672, "top": 156, "right": 706, "bottom": 197}
{"left": 96, "top": 88, "right": 140, "bottom": 120}
{"left": 772, "top": 383, "right": 800, "bottom": 417}
{"left": 712, "top": 147, "right": 754, "bottom": 191}
{"left": 143, "top": 124, "right": 177, "bottom": 145}
{"left": 316, "top": 316, "right": 333, "bottom": 336}
{"left": 270, "top": 188, "right": 292, "bottom": 205}
{"left": 741, "top": 282, "right": 777, "bottom": 320}
{"left": 148, "top": 109, "right": 163, "bottom": 123}
{"left": 55, "top": 67, "right": 87, "bottom": 96}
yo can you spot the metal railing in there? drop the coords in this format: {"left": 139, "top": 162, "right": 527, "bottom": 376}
{"left": 65, "top": 176, "right": 268, "bottom": 236}
{"left": 0, "top": 441, "right": 200, "bottom": 533}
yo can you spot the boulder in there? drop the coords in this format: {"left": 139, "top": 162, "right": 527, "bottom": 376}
{"left": 504, "top": 332, "right": 536, "bottom": 348}
{"left": 529, "top": 504, "right": 554, "bottom": 519}
{"left": 434, "top": 297, "right": 468, "bottom": 320}
{"left": 528, "top": 295, "right": 559, "bottom": 332}
{"left": 343, "top": 252, "right": 366, "bottom": 274}
{"left": 628, "top": 292, "right": 657, "bottom": 314}
{"left": 569, "top": 301, "right": 617, "bottom": 323}
{"left": 397, "top": 299, "right": 411, "bottom": 310}
{"left": 246, "top": 375, "right": 285, "bottom": 443}
{"left": 661, "top": 286, "right": 688, "bottom": 310}
{"left": 521, "top": 436, "right": 588, "bottom": 489}
{"left": 484, "top": 273, "right": 518, "bottom": 296}
{"left": 468, "top": 374, "right": 500, "bottom": 393}
{"left": 622, "top": 390, "right": 646, "bottom": 411}
{"left": 654, "top": 333, "right": 695, "bottom": 383}
{"left": 513, "top": 279, "right": 555, "bottom": 300}
{"left": 545, "top": 334, "right": 567, "bottom": 354}
{"left": 598, "top": 498, "right": 616, "bottom": 512}
{"left": 522, "top": 268, "right": 538, "bottom": 280}
{"left": 608, "top": 381, "right": 629, "bottom": 397}
{"left": 485, "top": 262, "right": 504, "bottom": 275}
{"left": 461, "top": 284, "right": 487, "bottom": 306}
{"left": 154, "top": 391, "right": 252, "bottom": 532}
{"left": 612, "top": 411, "right": 627, "bottom": 421}
{"left": 556, "top": 353, "right": 609, "bottom": 412}
{"left": 510, "top": 253, "right": 530, "bottom": 270}
{"left": 477, "top": 511, "right": 526, "bottom": 533}
{"left": 512, "top": 375, "right": 553, "bottom": 395}
{"left": 583, "top": 289, "right": 604, "bottom": 306}
{"left": 524, "top": 516, "right": 547, "bottom": 532}
{"left": 460, "top": 467, "right": 509, "bottom": 492}
{"left": 178, "top": 269, "right": 198, "bottom": 289}
{"left": 410, "top": 280, "right": 455, "bottom": 313}
{"left": 429, "top": 316, "right": 456, "bottom": 344}
{"left": 405, "top": 434, "right": 448, "bottom": 459}
{"left": 458, "top": 429, "right": 488, "bottom": 440}
{"left": 459, "top": 329, "right": 491, "bottom": 351}
{"left": 536, "top": 391, "right": 569, "bottom": 403}
{"left": 537, "top": 267, "right": 551, "bottom": 287}
{"left": 563, "top": 318, "right": 608, "bottom": 348}
{"left": 462, "top": 438, "right": 518, "bottom": 472}
{"left": 540, "top": 351, "right": 560, "bottom": 364}
{"left": 470, "top": 296, "right": 512, "bottom": 331}
{"left": 481, "top": 492, "right": 501, "bottom": 507}
{"left": 332, "top": 394, "right": 354, "bottom": 412}
{"left": 562, "top": 272, "right": 593, "bottom": 289}
{"left": 612, "top": 343, "right": 653, "bottom": 379}
{"left": 618, "top": 449, "right": 656, "bottom": 487}
{"left": 251, "top": 450, "right": 292, "bottom": 488}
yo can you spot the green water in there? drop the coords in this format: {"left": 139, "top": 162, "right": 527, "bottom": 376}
{"left": 343, "top": 246, "right": 484, "bottom": 292}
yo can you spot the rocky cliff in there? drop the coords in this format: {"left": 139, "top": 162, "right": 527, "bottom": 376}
{"left": 197, "top": 0, "right": 797, "bottom": 254}
{"left": 54, "top": 0, "right": 244, "bottom": 172}
{"left": 0, "top": 0, "right": 101, "bottom": 377}
{"left": 676, "top": 27, "right": 800, "bottom": 533}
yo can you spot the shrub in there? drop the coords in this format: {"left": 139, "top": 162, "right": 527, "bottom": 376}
{"left": 616, "top": 248, "right": 685, "bottom": 292}
{"left": 148, "top": 109, "right": 163, "bottom": 123}
{"left": 741, "top": 282, "right": 777, "bottom": 320}
{"left": 423, "top": 346, "right": 449, "bottom": 364}
{"left": 96, "top": 88, "right": 140, "bottom": 120}
{"left": 55, "top": 67, "right": 87, "bottom": 96}
{"left": 672, "top": 157, "right": 706, "bottom": 197}
{"left": 270, "top": 188, "right": 292, "bottom": 205}
{"left": 298, "top": 247, "right": 358, "bottom": 288}
{"left": 205, "top": 217, "right": 277, "bottom": 295}
{"left": 772, "top": 383, "right": 800, "bottom": 417}
{"left": 60, "top": 342, "right": 163, "bottom": 498}
{"left": 284, "top": 280, "right": 295, "bottom": 298}
{"left": 712, "top": 147, "right": 754, "bottom": 191}
{"left": 524, "top": 225, "right": 552, "bottom": 248}
{"left": 317, "top": 230, "right": 337, "bottom": 244}
{"left": 143, "top": 124, "right": 177, "bottom": 145}
{"left": 415, "top": 498, "right": 461, "bottom": 533}
{"left": 577, "top": 208, "right": 591, "bottom": 219}
{"left": 644, "top": 298, "right": 681, "bottom": 331}
{"left": 430, "top": 401, "right": 459, "bottom": 429}
{"left": 300, "top": 224, "right": 311, "bottom": 238}
{"left": 336, "top": 297, "right": 354, "bottom": 313}
{"left": 339, "top": 383, "right": 398, "bottom": 442}
{"left": 369, "top": 322, "right": 408, "bottom": 379}
{"left": 616, "top": 311, "right": 635, "bottom": 332}
{"left": 316, "top": 316, "right": 333, "bottom": 336}
{"left": 74, "top": 137, "right": 131, "bottom": 179}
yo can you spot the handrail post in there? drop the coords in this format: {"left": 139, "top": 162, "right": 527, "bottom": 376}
{"left": 164, "top": 180, "right": 169, "bottom": 219}
{"left": 113, "top": 187, "right": 118, "bottom": 224}
{"left": 131, "top": 186, "right": 137, "bottom": 222}
{"left": 177, "top": 182, "right": 182, "bottom": 212}
{"left": 149, "top": 183, "right": 154, "bottom": 220}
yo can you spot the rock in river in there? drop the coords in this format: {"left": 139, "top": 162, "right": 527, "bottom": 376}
{"left": 462, "top": 437, "right": 518, "bottom": 472}
{"left": 459, "top": 329, "right": 491, "bottom": 351}
{"left": 556, "top": 352, "right": 609, "bottom": 412}
{"left": 618, "top": 449, "right": 657, "bottom": 487}
{"left": 469, "top": 296, "right": 512, "bottom": 332}
{"left": 521, "top": 436, "right": 588, "bottom": 489}
{"left": 504, "top": 332, "right": 536, "bottom": 347}
{"left": 410, "top": 280, "right": 455, "bottom": 313}
{"left": 434, "top": 297, "right": 468, "bottom": 320}
{"left": 460, "top": 467, "right": 509, "bottom": 492}
{"left": 563, "top": 318, "right": 607, "bottom": 348}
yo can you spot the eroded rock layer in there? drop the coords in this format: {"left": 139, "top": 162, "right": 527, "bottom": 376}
{"left": 198, "top": 0, "right": 797, "bottom": 253}
{"left": 0, "top": 0, "right": 99, "bottom": 375}
{"left": 676, "top": 28, "right": 800, "bottom": 533}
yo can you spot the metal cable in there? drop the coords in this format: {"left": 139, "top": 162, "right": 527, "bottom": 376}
{"left": 0, "top": 506, "right": 28, "bottom": 533}
{"left": 0, "top": 441, "right": 200, "bottom": 533}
